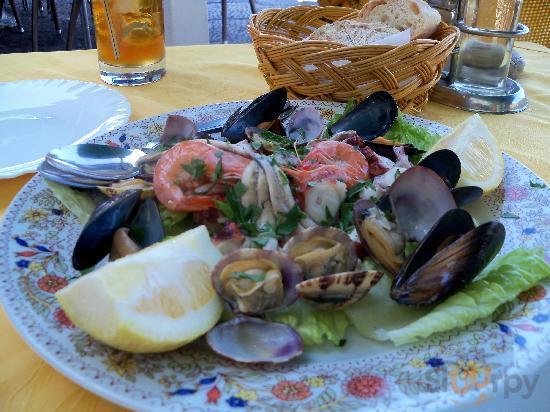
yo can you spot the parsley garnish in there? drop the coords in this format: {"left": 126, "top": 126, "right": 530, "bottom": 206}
{"left": 336, "top": 180, "right": 373, "bottom": 232}
{"left": 530, "top": 180, "right": 546, "bottom": 189}
{"left": 231, "top": 271, "right": 266, "bottom": 282}
{"left": 214, "top": 182, "right": 262, "bottom": 236}
{"left": 274, "top": 205, "right": 307, "bottom": 237}
{"left": 182, "top": 158, "right": 206, "bottom": 178}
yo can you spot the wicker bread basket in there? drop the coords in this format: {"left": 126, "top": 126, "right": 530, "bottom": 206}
{"left": 248, "top": 6, "right": 460, "bottom": 113}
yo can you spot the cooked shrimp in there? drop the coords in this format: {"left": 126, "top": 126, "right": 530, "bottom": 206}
{"left": 154, "top": 140, "right": 251, "bottom": 211}
{"left": 285, "top": 140, "right": 370, "bottom": 192}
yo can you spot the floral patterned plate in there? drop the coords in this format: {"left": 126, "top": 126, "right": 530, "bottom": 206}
{"left": 1, "top": 100, "right": 549, "bottom": 412}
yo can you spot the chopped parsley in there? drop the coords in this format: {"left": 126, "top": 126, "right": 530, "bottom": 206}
{"left": 231, "top": 271, "right": 266, "bottom": 282}
{"left": 214, "top": 183, "right": 306, "bottom": 241}
{"left": 182, "top": 158, "right": 206, "bottom": 178}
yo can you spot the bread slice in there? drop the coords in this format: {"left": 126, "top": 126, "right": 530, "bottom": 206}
{"left": 358, "top": 0, "right": 441, "bottom": 39}
{"left": 306, "top": 20, "right": 400, "bottom": 46}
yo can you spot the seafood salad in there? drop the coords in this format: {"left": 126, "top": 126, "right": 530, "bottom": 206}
{"left": 49, "top": 89, "right": 550, "bottom": 363}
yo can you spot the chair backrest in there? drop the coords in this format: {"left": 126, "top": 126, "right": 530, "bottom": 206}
{"left": 520, "top": 0, "right": 550, "bottom": 47}
{"left": 164, "top": 0, "right": 210, "bottom": 46}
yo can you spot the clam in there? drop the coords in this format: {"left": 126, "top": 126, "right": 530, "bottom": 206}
{"left": 297, "top": 270, "right": 384, "bottom": 309}
{"left": 222, "top": 88, "right": 288, "bottom": 143}
{"left": 72, "top": 190, "right": 165, "bottom": 270}
{"left": 284, "top": 107, "right": 323, "bottom": 143}
{"left": 206, "top": 316, "right": 303, "bottom": 363}
{"left": 391, "top": 208, "right": 505, "bottom": 305}
{"left": 160, "top": 115, "right": 197, "bottom": 144}
{"left": 354, "top": 198, "right": 406, "bottom": 274}
{"left": 388, "top": 166, "right": 457, "bottom": 241}
{"left": 283, "top": 227, "right": 357, "bottom": 279}
{"left": 211, "top": 249, "right": 303, "bottom": 315}
{"left": 329, "top": 91, "right": 398, "bottom": 141}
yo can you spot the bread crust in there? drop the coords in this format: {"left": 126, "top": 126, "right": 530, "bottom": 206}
{"left": 358, "top": 0, "right": 441, "bottom": 39}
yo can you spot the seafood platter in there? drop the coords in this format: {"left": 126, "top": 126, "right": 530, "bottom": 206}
{"left": 1, "top": 88, "right": 549, "bottom": 411}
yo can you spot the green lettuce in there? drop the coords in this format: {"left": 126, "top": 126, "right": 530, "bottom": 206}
{"left": 267, "top": 300, "right": 350, "bottom": 346}
{"left": 384, "top": 113, "right": 441, "bottom": 151}
{"left": 46, "top": 181, "right": 97, "bottom": 224}
{"left": 346, "top": 248, "right": 550, "bottom": 346}
{"left": 158, "top": 204, "right": 192, "bottom": 237}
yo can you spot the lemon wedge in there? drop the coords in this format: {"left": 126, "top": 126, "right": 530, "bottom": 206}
{"left": 56, "top": 226, "right": 223, "bottom": 353}
{"left": 424, "top": 114, "right": 504, "bottom": 193}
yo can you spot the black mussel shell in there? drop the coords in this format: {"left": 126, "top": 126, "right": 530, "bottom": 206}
{"left": 72, "top": 190, "right": 141, "bottom": 270}
{"left": 451, "top": 186, "right": 484, "bottom": 207}
{"left": 418, "top": 149, "right": 461, "bottom": 188}
{"left": 129, "top": 197, "right": 164, "bottom": 248}
{"left": 391, "top": 209, "right": 505, "bottom": 305}
{"left": 329, "top": 91, "right": 398, "bottom": 141}
{"left": 388, "top": 166, "right": 457, "bottom": 241}
{"left": 364, "top": 141, "right": 424, "bottom": 160}
{"left": 221, "top": 88, "right": 288, "bottom": 143}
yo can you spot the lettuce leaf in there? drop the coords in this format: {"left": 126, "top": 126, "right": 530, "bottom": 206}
{"left": 46, "top": 181, "right": 97, "bottom": 224}
{"left": 346, "top": 248, "right": 550, "bottom": 346}
{"left": 384, "top": 113, "right": 441, "bottom": 151}
{"left": 267, "top": 300, "right": 350, "bottom": 346}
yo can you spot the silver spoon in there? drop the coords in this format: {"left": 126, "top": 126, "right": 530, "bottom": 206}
{"left": 38, "top": 161, "right": 114, "bottom": 189}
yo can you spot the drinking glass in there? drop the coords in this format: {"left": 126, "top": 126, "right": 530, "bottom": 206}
{"left": 91, "top": 0, "right": 166, "bottom": 86}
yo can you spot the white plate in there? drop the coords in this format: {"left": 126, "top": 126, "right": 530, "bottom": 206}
{"left": 0, "top": 79, "right": 131, "bottom": 178}
{"left": 0, "top": 100, "right": 549, "bottom": 411}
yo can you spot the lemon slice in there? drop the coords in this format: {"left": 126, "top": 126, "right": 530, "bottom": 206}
{"left": 56, "top": 226, "right": 223, "bottom": 353}
{"left": 424, "top": 114, "right": 504, "bottom": 193}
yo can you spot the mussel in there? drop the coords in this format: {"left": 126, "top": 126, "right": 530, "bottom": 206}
{"left": 211, "top": 249, "right": 303, "bottom": 315}
{"left": 391, "top": 208, "right": 505, "bottom": 305}
{"left": 208, "top": 249, "right": 304, "bottom": 363}
{"left": 221, "top": 88, "right": 288, "bottom": 143}
{"left": 72, "top": 190, "right": 164, "bottom": 270}
{"left": 329, "top": 91, "right": 398, "bottom": 141}
{"left": 206, "top": 316, "right": 304, "bottom": 363}
{"left": 419, "top": 149, "right": 483, "bottom": 207}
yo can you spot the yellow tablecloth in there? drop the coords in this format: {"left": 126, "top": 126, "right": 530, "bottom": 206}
{"left": 0, "top": 42, "right": 549, "bottom": 411}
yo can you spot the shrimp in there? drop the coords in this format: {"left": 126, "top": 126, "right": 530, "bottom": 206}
{"left": 154, "top": 140, "right": 251, "bottom": 211}
{"left": 285, "top": 140, "right": 370, "bottom": 192}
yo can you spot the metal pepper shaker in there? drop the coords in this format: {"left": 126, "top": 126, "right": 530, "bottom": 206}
{"left": 428, "top": 0, "right": 529, "bottom": 113}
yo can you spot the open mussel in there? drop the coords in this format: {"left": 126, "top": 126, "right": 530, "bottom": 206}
{"left": 72, "top": 190, "right": 164, "bottom": 270}
{"left": 451, "top": 186, "right": 484, "bottom": 207}
{"left": 211, "top": 249, "right": 303, "bottom": 315}
{"left": 391, "top": 208, "right": 505, "bottom": 305}
{"left": 221, "top": 88, "right": 288, "bottom": 143}
{"left": 329, "top": 91, "right": 398, "bottom": 141}
{"left": 206, "top": 316, "right": 304, "bottom": 363}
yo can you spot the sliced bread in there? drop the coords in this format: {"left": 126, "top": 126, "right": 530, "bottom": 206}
{"left": 307, "top": 20, "right": 400, "bottom": 46}
{"left": 358, "top": 0, "right": 441, "bottom": 39}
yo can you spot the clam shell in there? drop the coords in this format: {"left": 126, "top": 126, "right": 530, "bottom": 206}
{"left": 297, "top": 270, "right": 384, "bottom": 310}
{"left": 206, "top": 316, "right": 303, "bottom": 363}
{"left": 211, "top": 249, "right": 303, "bottom": 315}
{"left": 388, "top": 166, "right": 457, "bottom": 241}
{"left": 283, "top": 226, "right": 357, "bottom": 279}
